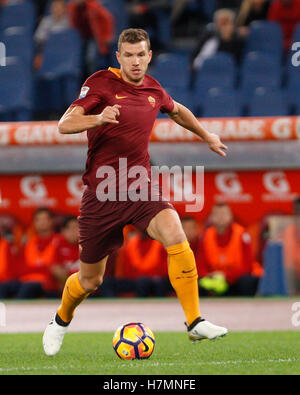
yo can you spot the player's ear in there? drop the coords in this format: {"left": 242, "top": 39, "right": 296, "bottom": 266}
{"left": 148, "top": 50, "right": 153, "bottom": 64}
{"left": 116, "top": 51, "right": 121, "bottom": 65}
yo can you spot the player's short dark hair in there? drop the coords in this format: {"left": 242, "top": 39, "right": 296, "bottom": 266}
{"left": 118, "top": 28, "right": 151, "bottom": 52}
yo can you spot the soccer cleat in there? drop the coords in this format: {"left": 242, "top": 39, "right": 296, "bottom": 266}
{"left": 42, "top": 316, "right": 68, "bottom": 356}
{"left": 186, "top": 317, "right": 228, "bottom": 342}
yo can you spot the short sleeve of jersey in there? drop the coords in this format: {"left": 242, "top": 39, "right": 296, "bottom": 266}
{"left": 160, "top": 88, "right": 175, "bottom": 114}
{"left": 70, "top": 74, "right": 103, "bottom": 114}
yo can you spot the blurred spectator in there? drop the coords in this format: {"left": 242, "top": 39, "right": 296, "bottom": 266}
{"left": 181, "top": 216, "right": 202, "bottom": 268}
{"left": 34, "top": 0, "right": 70, "bottom": 70}
{"left": 282, "top": 197, "right": 300, "bottom": 293}
{"left": 68, "top": 0, "right": 114, "bottom": 75}
{"left": 0, "top": 223, "right": 21, "bottom": 299}
{"left": 198, "top": 203, "right": 263, "bottom": 296}
{"left": 236, "top": 0, "right": 270, "bottom": 36}
{"left": 50, "top": 216, "right": 80, "bottom": 292}
{"left": 116, "top": 230, "right": 171, "bottom": 297}
{"left": 191, "top": 8, "right": 245, "bottom": 69}
{"left": 16, "top": 208, "right": 59, "bottom": 299}
{"left": 128, "top": 0, "right": 169, "bottom": 51}
{"left": 267, "top": 0, "right": 300, "bottom": 51}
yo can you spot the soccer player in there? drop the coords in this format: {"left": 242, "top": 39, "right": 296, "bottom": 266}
{"left": 43, "top": 28, "right": 228, "bottom": 356}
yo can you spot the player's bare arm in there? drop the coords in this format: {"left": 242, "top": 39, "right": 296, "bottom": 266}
{"left": 58, "top": 104, "right": 121, "bottom": 134}
{"left": 168, "top": 101, "right": 228, "bottom": 157}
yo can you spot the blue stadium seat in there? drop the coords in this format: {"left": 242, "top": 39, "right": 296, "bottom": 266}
{"left": 99, "top": 0, "right": 128, "bottom": 38}
{"left": 0, "top": 28, "right": 33, "bottom": 65}
{"left": 201, "top": 0, "right": 216, "bottom": 20}
{"left": 245, "top": 21, "right": 283, "bottom": 61}
{"left": 200, "top": 88, "right": 241, "bottom": 118}
{"left": 38, "top": 29, "right": 82, "bottom": 79}
{"left": 164, "top": 87, "right": 195, "bottom": 113}
{"left": 292, "top": 22, "right": 300, "bottom": 42}
{"left": 194, "top": 52, "right": 237, "bottom": 96}
{"left": 0, "top": 1, "right": 36, "bottom": 33}
{"left": 153, "top": 9, "right": 171, "bottom": 49}
{"left": 258, "top": 242, "right": 288, "bottom": 296}
{"left": 286, "top": 37, "right": 300, "bottom": 112}
{"left": 248, "top": 88, "right": 289, "bottom": 116}
{"left": 36, "top": 29, "right": 82, "bottom": 112}
{"left": 240, "top": 52, "right": 282, "bottom": 104}
{"left": 0, "top": 58, "right": 32, "bottom": 121}
{"left": 151, "top": 53, "right": 190, "bottom": 89}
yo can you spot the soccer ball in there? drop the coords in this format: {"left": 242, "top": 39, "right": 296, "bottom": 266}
{"left": 112, "top": 322, "right": 155, "bottom": 360}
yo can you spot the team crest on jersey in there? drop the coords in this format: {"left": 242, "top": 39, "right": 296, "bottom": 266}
{"left": 79, "top": 86, "right": 90, "bottom": 99}
{"left": 148, "top": 96, "right": 156, "bottom": 107}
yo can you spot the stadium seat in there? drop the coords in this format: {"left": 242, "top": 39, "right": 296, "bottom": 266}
{"left": 38, "top": 29, "right": 82, "bottom": 79}
{"left": 200, "top": 0, "right": 216, "bottom": 20}
{"left": 164, "top": 87, "right": 195, "bottom": 113}
{"left": 0, "top": 1, "right": 36, "bottom": 33}
{"left": 194, "top": 52, "right": 237, "bottom": 96}
{"left": 244, "top": 21, "right": 283, "bottom": 61}
{"left": 151, "top": 53, "right": 190, "bottom": 89}
{"left": 292, "top": 22, "right": 300, "bottom": 43}
{"left": 240, "top": 52, "right": 282, "bottom": 104}
{"left": 200, "top": 88, "right": 242, "bottom": 118}
{"left": 247, "top": 88, "right": 289, "bottom": 117}
{"left": 258, "top": 242, "right": 288, "bottom": 296}
{"left": 36, "top": 29, "right": 82, "bottom": 112}
{"left": 0, "top": 28, "right": 33, "bottom": 65}
{"left": 0, "top": 58, "right": 32, "bottom": 121}
{"left": 285, "top": 44, "right": 300, "bottom": 113}
{"left": 99, "top": 0, "right": 128, "bottom": 38}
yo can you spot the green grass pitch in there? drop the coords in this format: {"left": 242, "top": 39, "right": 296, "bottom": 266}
{"left": 0, "top": 331, "right": 299, "bottom": 375}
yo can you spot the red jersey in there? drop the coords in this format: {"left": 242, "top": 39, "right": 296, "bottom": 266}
{"left": 71, "top": 67, "right": 174, "bottom": 193}
{"left": 54, "top": 234, "right": 80, "bottom": 276}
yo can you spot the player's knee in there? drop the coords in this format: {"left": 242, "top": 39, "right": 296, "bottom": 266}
{"left": 81, "top": 275, "right": 103, "bottom": 292}
{"left": 165, "top": 231, "right": 186, "bottom": 248}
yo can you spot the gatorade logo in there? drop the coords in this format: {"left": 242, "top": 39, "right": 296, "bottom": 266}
{"left": 21, "top": 176, "right": 47, "bottom": 199}
{"left": 262, "top": 171, "right": 296, "bottom": 202}
{"left": 215, "top": 172, "right": 242, "bottom": 195}
{"left": 215, "top": 172, "right": 252, "bottom": 203}
{"left": 263, "top": 172, "right": 290, "bottom": 194}
{"left": 19, "top": 176, "right": 56, "bottom": 207}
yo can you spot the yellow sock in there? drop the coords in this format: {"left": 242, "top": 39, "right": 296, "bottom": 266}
{"left": 57, "top": 272, "right": 89, "bottom": 324}
{"left": 167, "top": 240, "right": 201, "bottom": 326}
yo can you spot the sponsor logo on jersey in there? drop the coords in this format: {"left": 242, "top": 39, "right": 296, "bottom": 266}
{"left": 115, "top": 94, "right": 128, "bottom": 99}
{"left": 148, "top": 96, "right": 156, "bottom": 107}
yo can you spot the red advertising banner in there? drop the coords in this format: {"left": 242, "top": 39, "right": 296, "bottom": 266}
{"left": 0, "top": 170, "right": 299, "bottom": 227}
{"left": 0, "top": 116, "right": 299, "bottom": 145}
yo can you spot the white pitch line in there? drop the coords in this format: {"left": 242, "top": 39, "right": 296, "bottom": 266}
{"left": 0, "top": 359, "right": 298, "bottom": 373}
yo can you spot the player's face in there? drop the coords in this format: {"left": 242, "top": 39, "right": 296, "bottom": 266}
{"left": 116, "top": 41, "right": 152, "bottom": 85}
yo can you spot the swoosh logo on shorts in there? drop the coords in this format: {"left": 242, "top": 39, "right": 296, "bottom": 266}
{"left": 115, "top": 94, "right": 128, "bottom": 99}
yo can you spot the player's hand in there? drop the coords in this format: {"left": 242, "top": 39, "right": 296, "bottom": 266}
{"left": 205, "top": 133, "right": 228, "bottom": 157}
{"left": 98, "top": 104, "right": 121, "bottom": 125}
